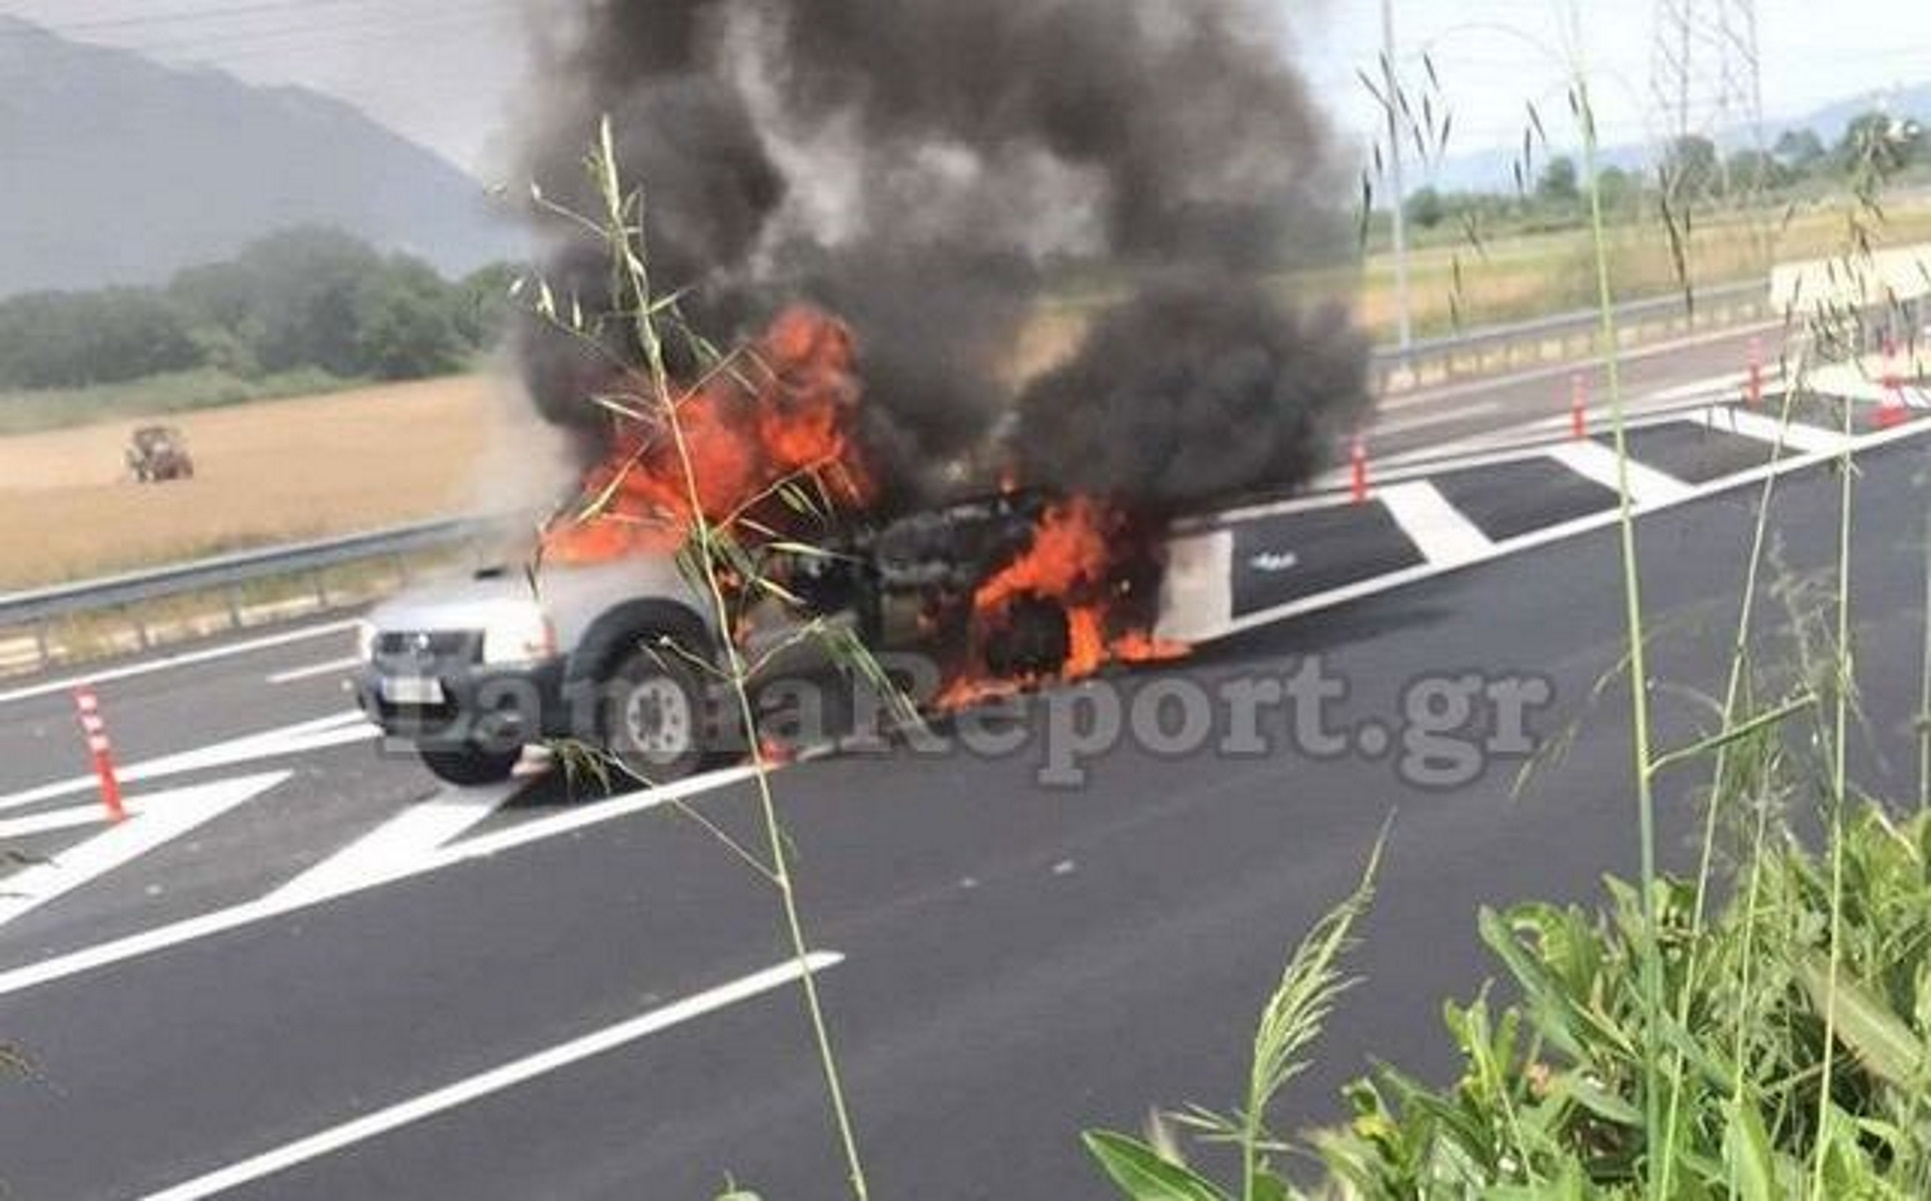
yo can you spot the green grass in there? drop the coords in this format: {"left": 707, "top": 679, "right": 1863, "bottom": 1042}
{"left": 0, "top": 366, "right": 363, "bottom": 435}
{"left": 1083, "top": 17, "right": 1925, "bottom": 1200}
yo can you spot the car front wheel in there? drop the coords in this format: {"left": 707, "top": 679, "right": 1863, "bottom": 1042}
{"left": 419, "top": 742, "right": 522, "bottom": 787}
{"left": 600, "top": 647, "right": 707, "bottom": 785}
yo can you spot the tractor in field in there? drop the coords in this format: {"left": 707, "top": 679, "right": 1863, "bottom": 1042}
{"left": 126, "top": 425, "right": 195, "bottom": 484}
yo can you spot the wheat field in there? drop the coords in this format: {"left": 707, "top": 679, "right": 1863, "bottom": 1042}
{"left": 0, "top": 375, "right": 574, "bottom": 590}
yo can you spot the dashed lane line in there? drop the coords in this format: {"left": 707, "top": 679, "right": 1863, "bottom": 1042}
{"left": 0, "top": 621, "right": 360, "bottom": 708}
{"left": 0, "top": 764, "right": 764, "bottom": 998}
{"left": 0, "top": 711, "right": 374, "bottom": 815}
{"left": 267, "top": 657, "right": 364, "bottom": 686}
{"left": 137, "top": 952, "right": 845, "bottom": 1201}
{"left": 1370, "top": 400, "right": 1502, "bottom": 438}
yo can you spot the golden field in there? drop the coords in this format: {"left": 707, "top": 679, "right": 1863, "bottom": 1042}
{"left": 0, "top": 375, "right": 572, "bottom": 590}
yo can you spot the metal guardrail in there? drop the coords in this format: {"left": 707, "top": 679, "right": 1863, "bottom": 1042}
{"left": 1370, "top": 279, "right": 1767, "bottom": 381}
{"left": 0, "top": 517, "right": 504, "bottom": 671}
{"left": 0, "top": 282, "right": 1774, "bottom": 665}
{"left": 0, "top": 518, "right": 496, "bottom": 630}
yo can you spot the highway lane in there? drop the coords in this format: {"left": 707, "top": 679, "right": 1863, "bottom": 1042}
{"left": 0, "top": 432, "right": 1924, "bottom": 1198}
{"left": 1371, "top": 322, "right": 1777, "bottom": 460}
{"left": 0, "top": 622, "right": 368, "bottom": 795}
{"left": 0, "top": 317, "right": 1774, "bottom": 802}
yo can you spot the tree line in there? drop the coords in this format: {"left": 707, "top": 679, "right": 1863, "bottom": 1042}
{"left": 1404, "top": 108, "right": 1928, "bottom": 235}
{"left": 0, "top": 228, "right": 518, "bottom": 391}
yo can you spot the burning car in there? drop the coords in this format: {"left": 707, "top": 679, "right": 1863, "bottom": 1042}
{"left": 353, "top": 300, "right": 1313, "bottom": 786}
{"left": 354, "top": 488, "right": 1186, "bottom": 787}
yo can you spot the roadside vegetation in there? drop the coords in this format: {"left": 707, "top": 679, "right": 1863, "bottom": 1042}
{"left": 0, "top": 227, "right": 519, "bottom": 433}
{"left": 1383, "top": 110, "right": 1929, "bottom": 252}
{"left": 1083, "top": 18, "right": 1931, "bottom": 1201}
{"left": 1347, "top": 108, "right": 1931, "bottom": 340}
{"left": 500, "top": 37, "right": 1931, "bottom": 1199}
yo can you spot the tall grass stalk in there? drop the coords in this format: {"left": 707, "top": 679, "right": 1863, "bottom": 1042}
{"left": 1664, "top": 362, "right": 1809, "bottom": 1185}
{"left": 1564, "top": 10, "right": 1668, "bottom": 1189}
{"left": 1083, "top": 836, "right": 1386, "bottom": 1201}
{"left": 584, "top": 119, "right": 871, "bottom": 1200}
{"left": 1809, "top": 344, "right": 1861, "bottom": 1196}
{"left": 1919, "top": 511, "right": 1931, "bottom": 811}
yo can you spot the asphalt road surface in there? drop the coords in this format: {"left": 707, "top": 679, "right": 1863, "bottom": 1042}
{"left": 1369, "top": 321, "right": 1777, "bottom": 460}
{"left": 0, "top": 348, "right": 1925, "bottom": 1199}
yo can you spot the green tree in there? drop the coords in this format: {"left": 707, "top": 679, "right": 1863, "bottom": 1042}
{"left": 353, "top": 256, "right": 467, "bottom": 380}
{"left": 1725, "top": 147, "right": 1788, "bottom": 192}
{"left": 1595, "top": 165, "right": 1638, "bottom": 212}
{"left": 1773, "top": 127, "right": 1827, "bottom": 176}
{"left": 0, "top": 288, "right": 201, "bottom": 388}
{"left": 1403, "top": 186, "right": 1446, "bottom": 231}
{"left": 1661, "top": 134, "right": 1720, "bottom": 198}
{"left": 454, "top": 261, "right": 523, "bottom": 348}
{"left": 193, "top": 227, "right": 384, "bottom": 376}
{"left": 1535, "top": 155, "right": 1581, "bottom": 206}
{"left": 1837, "top": 111, "right": 1925, "bottom": 179}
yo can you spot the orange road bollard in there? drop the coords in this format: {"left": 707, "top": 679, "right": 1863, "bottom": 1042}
{"left": 73, "top": 687, "right": 126, "bottom": 824}
{"left": 1748, "top": 337, "right": 1764, "bottom": 408}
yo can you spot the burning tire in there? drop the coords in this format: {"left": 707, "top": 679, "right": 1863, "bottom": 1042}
{"left": 981, "top": 594, "right": 1072, "bottom": 680}
{"left": 600, "top": 647, "right": 707, "bottom": 784}
{"left": 419, "top": 743, "right": 522, "bottom": 787}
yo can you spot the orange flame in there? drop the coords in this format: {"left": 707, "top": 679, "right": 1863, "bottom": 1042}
{"left": 940, "top": 497, "right": 1189, "bottom": 708}
{"left": 542, "top": 303, "right": 1192, "bottom": 709}
{"left": 546, "top": 306, "right": 872, "bottom": 564}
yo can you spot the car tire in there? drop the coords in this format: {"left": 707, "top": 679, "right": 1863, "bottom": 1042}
{"left": 419, "top": 743, "right": 522, "bottom": 787}
{"left": 600, "top": 644, "right": 708, "bottom": 785}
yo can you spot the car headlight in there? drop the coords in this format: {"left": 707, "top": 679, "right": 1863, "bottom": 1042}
{"left": 482, "top": 609, "right": 557, "bottom": 665}
{"left": 354, "top": 620, "right": 378, "bottom": 662}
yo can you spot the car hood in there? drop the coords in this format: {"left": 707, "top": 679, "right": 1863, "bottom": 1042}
{"left": 368, "top": 557, "right": 708, "bottom": 651}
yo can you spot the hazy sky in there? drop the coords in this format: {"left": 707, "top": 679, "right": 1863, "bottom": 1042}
{"left": 2, "top": 0, "right": 1925, "bottom": 180}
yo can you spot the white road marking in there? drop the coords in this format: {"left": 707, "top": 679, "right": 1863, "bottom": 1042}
{"left": 268, "top": 782, "right": 523, "bottom": 905}
{"left": 267, "top": 657, "right": 364, "bottom": 686}
{"left": 1155, "top": 530, "right": 1235, "bottom": 645}
{"left": 6, "top": 413, "right": 1927, "bottom": 993}
{"left": 0, "top": 801, "right": 125, "bottom": 840}
{"left": 0, "top": 764, "right": 762, "bottom": 998}
{"left": 137, "top": 951, "right": 844, "bottom": 1201}
{"left": 0, "top": 621, "right": 360, "bottom": 708}
{"left": 0, "top": 773, "right": 290, "bottom": 930}
{"left": 1217, "top": 407, "right": 1706, "bottom": 523}
{"left": 1690, "top": 404, "right": 1848, "bottom": 455}
{"left": 1546, "top": 439, "right": 1697, "bottom": 506}
{"left": 1378, "top": 481, "right": 1496, "bottom": 568}
{"left": 1214, "top": 406, "right": 1931, "bottom": 639}
{"left": 0, "top": 711, "right": 374, "bottom": 814}
{"left": 1636, "top": 371, "right": 1764, "bottom": 406}
{"left": 1371, "top": 400, "right": 1501, "bottom": 438}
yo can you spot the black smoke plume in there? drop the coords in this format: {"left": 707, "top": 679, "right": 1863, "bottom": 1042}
{"left": 515, "top": 0, "right": 1372, "bottom": 514}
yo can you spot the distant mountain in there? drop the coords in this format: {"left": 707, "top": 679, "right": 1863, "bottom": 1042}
{"left": 0, "top": 16, "right": 522, "bottom": 297}
{"left": 1423, "top": 84, "right": 1931, "bottom": 194}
